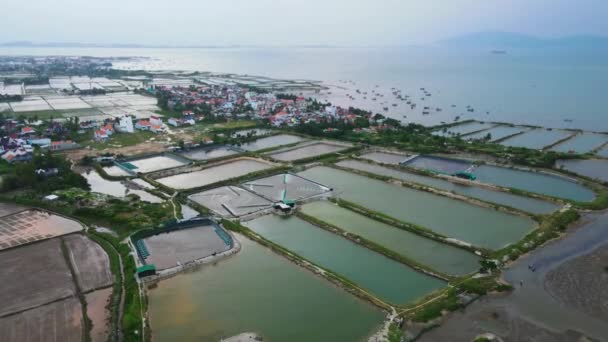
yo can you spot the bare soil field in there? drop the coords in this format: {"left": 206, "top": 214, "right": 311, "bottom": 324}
{"left": 0, "top": 210, "right": 84, "bottom": 250}
{"left": 0, "top": 238, "right": 75, "bottom": 316}
{"left": 85, "top": 288, "right": 112, "bottom": 342}
{"left": 63, "top": 234, "right": 114, "bottom": 292}
{"left": 0, "top": 202, "right": 28, "bottom": 218}
{"left": 0, "top": 297, "right": 82, "bottom": 342}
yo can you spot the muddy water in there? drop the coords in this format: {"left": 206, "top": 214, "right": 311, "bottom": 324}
{"left": 178, "top": 145, "right": 238, "bottom": 161}
{"left": 245, "top": 215, "right": 446, "bottom": 304}
{"left": 301, "top": 201, "right": 480, "bottom": 276}
{"left": 501, "top": 211, "right": 608, "bottom": 341}
{"left": 337, "top": 159, "right": 558, "bottom": 214}
{"left": 473, "top": 165, "right": 595, "bottom": 202}
{"left": 82, "top": 170, "right": 163, "bottom": 203}
{"left": 298, "top": 166, "right": 535, "bottom": 250}
{"left": 148, "top": 235, "right": 384, "bottom": 342}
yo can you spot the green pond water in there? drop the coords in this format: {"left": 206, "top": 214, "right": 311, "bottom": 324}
{"left": 245, "top": 215, "right": 446, "bottom": 305}
{"left": 298, "top": 166, "right": 536, "bottom": 250}
{"left": 301, "top": 201, "right": 480, "bottom": 276}
{"left": 473, "top": 165, "right": 595, "bottom": 202}
{"left": 148, "top": 235, "right": 384, "bottom": 342}
{"left": 337, "top": 159, "right": 558, "bottom": 214}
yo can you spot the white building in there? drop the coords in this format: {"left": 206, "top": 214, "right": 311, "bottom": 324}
{"left": 115, "top": 116, "right": 134, "bottom": 133}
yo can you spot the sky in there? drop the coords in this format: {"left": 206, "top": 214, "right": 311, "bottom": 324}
{"left": 1, "top": 0, "right": 607, "bottom": 46}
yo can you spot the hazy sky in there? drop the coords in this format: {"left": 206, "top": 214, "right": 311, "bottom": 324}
{"left": 2, "top": 0, "right": 607, "bottom": 45}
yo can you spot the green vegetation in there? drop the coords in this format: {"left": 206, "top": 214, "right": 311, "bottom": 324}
{"left": 411, "top": 289, "right": 462, "bottom": 322}
{"left": 0, "top": 151, "right": 89, "bottom": 193}
{"left": 84, "top": 131, "right": 157, "bottom": 150}
{"left": 387, "top": 322, "right": 404, "bottom": 342}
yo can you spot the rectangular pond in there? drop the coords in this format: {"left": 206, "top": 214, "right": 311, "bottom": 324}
{"left": 433, "top": 122, "right": 495, "bottom": 137}
{"left": 242, "top": 173, "right": 330, "bottom": 202}
{"left": 178, "top": 145, "right": 238, "bottom": 161}
{"left": 359, "top": 151, "right": 410, "bottom": 165}
{"left": 596, "top": 146, "right": 608, "bottom": 158}
{"left": 550, "top": 133, "right": 608, "bottom": 154}
{"left": 148, "top": 236, "right": 384, "bottom": 342}
{"left": 188, "top": 186, "right": 272, "bottom": 217}
{"left": 268, "top": 142, "right": 350, "bottom": 161}
{"left": 500, "top": 129, "right": 573, "bottom": 150}
{"left": 156, "top": 159, "right": 273, "bottom": 190}
{"left": 555, "top": 159, "right": 608, "bottom": 183}
{"left": 404, "top": 155, "right": 472, "bottom": 175}
{"left": 301, "top": 201, "right": 480, "bottom": 276}
{"left": 237, "top": 134, "right": 305, "bottom": 151}
{"left": 121, "top": 155, "right": 188, "bottom": 174}
{"left": 245, "top": 215, "right": 446, "bottom": 304}
{"left": 298, "top": 166, "right": 536, "bottom": 250}
{"left": 338, "top": 160, "right": 558, "bottom": 215}
{"left": 465, "top": 125, "right": 526, "bottom": 142}
{"left": 473, "top": 165, "right": 595, "bottom": 202}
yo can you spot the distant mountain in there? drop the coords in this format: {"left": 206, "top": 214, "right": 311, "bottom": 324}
{"left": 439, "top": 31, "right": 608, "bottom": 49}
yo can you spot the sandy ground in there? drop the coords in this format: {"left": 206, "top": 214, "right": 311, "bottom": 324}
{"left": 0, "top": 238, "right": 75, "bottom": 316}
{"left": 0, "top": 297, "right": 82, "bottom": 342}
{"left": 64, "top": 234, "right": 114, "bottom": 292}
{"left": 419, "top": 211, "right": 608, "bottom": 341}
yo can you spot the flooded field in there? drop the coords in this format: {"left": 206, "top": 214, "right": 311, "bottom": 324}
{"left": 434, "top": 122, "right": 495, "bottom": 137}
{"left": 237, "top": 134, "right": 305, "bottom": 151}
{"left": 245, "top": 215, "right": 445, "bottom": 304}
{"left": 556, "top": 159, "right": 608, "bottom": 183}
{"left": 404, "top": 155, "right": 471, "bottom": 174}
{"left": 359, "top": 151, "right": 410, "bottom": 165}
{"left": 83, "top": 170, "right": 163, "bottom": 203}
{"left": 473, "top": 165, "right": 595, "bottom": 202}
{"left": 242, "top": 173, "right": 330, "bottom": 202}
{"left": 102, "top": 165, "right": 131, "bottom": 177}
{"left": 465, "top": 125, "right": 526, "bottom": 142}
{"left": 298, "top": 166, "right": 535, "bottom": 250}
{"left": 155, "top": 159, "right": 272, "bottom": 190}
{"left": 148, "top": 235, "right": 384, "bottom": 342}
{"left": 86, "top": 288, "right": 112, "bottom": 342}
{"left": 500, "top": 129, "right": 573, "bottom": 150}
{"left": 268, "top": 142, "right": 350, "bottom": 161}
{"left": 188, "top": 186, "right": 271, "bottom": 217}
{"left": 121, "top": 155, "right": 189, "bottom": 174}
{"left": 550, "top": 133, "right": 608, "bottom": 154}
{"left": 337, "top": 160, "right": 558, "bottom": 214}
{"left": 178, "top": 145, "right": 238, "bottom": 161}
{"left": 301, "top": 201, "right": 480, "bottom": 276}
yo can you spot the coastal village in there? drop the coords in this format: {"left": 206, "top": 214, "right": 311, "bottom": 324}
{"left": 1, "top": 56, "right": 608, "bottom": 342}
